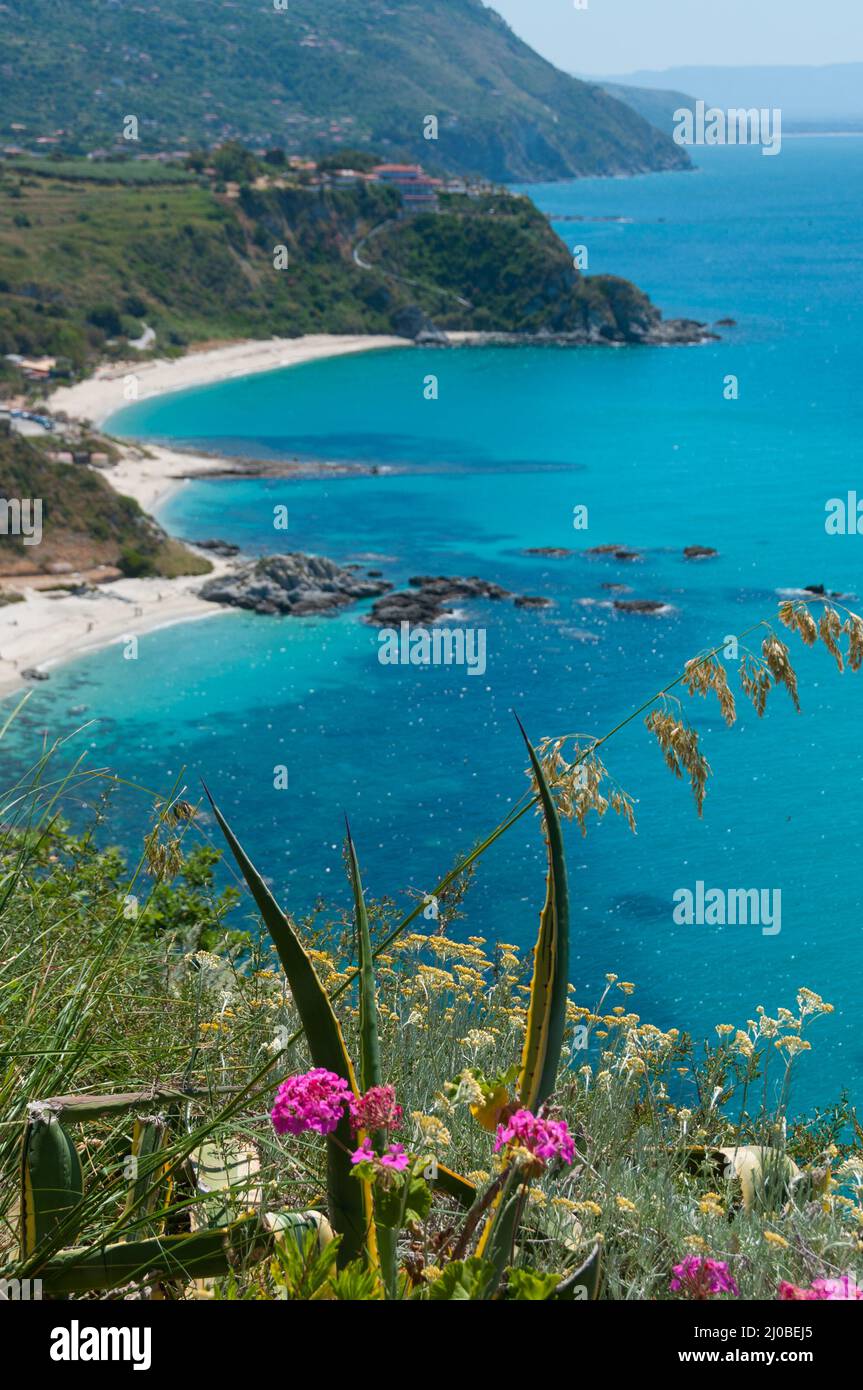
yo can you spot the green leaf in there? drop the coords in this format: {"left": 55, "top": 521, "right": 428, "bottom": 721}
{"left": 474, "top": 1166, "right": 525, "bottom": 1296}
{"left": 29, "top": 1089, "right": 195, "bottom": 1123}
{"left": 374, "top": 1169, "right": 432, "bottom": 1230}
{"left": 346, "top": 822, "right": 381, "bottom": 1099}
{"left": 475, "top": 720, "right": 571, "bottom": 1286}
{"left": 122, "top": 1116, "right": 172, "bottom": 1235}
{"left": 345, "top": 820, "right": 396, "bottom": 1292}
{"left": 431, "top": 1162, "right": 476, "bottom": 1208}
{"left": 36, "top": 1217, "right": 270, "bottom": 1295}
{"left": 328, "top": 1259, "right": 385, "bottom": 1301}
{"left": 515, "top": 716, "right": 571, "bottom": 1111}
{"left": 506, "top": 1268, "right": 563, "bottom": 1300}
{"left": 205, "top": 786, "right": 371, "bottom": 1267}
{"left": 425, "top": 1257, "right": 496, "bottom": 1301}
{"left": 553, "top": 1242, "right": 603, "bottom": 1300}
{"left": 20, "top": 1109, "right": 85, "bottom": 1258}
{"left": 265, "top": 1209, "right": 335, "bottom": 1250}
{"left": 270, "top": 1225, "right": 340, "bottom": 1300}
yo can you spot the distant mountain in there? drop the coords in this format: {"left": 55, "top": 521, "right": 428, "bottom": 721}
{"left": 597, "top": 65, "right": 863, "bottom": 131}
{"left": 0, "top": 0, "right": 690, "bottom": 181}
{"left": 598, "top": 83, "right": 698, "bottom": 141}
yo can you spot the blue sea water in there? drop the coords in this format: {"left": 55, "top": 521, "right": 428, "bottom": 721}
{"left": 8, "top": 140, "right": 863, "bottom": 1111}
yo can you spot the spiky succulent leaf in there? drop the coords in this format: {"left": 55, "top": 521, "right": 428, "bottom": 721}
{"left": 20, "top": 1111, "right": 85, "bottom": 1258}
{"left": 515, "top": 717, "right": 571, "bottom": 1110}
{"left": 205, "top": 786, "right": 371, "bottom": 1267}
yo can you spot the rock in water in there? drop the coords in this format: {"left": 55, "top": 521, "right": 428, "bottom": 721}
{"left": 193, "top": 538, "right": 241, "bottom": 556}
{"left": 523, "top": 547, "right": 573, "bottom": 558}
{"left": 367, "top": 574, "right": 550, "bottom": 625}
{"left": 369, "top": 576, "right": 509, "bottom": 626}
{"left": 199, "top": 553, "right": 391, "bottom": 617}
{"left": 514, "top": 595, "right": 553, "bottom": 609}
{"left": 613, "top": 599, "right": 670, "bottom": 614}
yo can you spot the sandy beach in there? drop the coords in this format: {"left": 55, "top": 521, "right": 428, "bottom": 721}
{"left": 1, "top": 334, "right": 409, "bottom": 699}
{"left": 0, "top": 566, "right": 235, "bottom": 700}
{"left": 50, "top": 333, "right": 408, "bottom": 432}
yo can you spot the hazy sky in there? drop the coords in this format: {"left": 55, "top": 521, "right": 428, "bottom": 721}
{"left": 485, "top": 0, "right": 862, "bottom": 75}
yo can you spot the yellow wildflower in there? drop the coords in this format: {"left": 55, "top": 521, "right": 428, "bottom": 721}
{"left": 411, "top": 1112, "right": 451, "bottom": 1150}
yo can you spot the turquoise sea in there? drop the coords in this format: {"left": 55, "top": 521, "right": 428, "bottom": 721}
{"left": 9, "top": 139, "right": 863, "bottom": 1111}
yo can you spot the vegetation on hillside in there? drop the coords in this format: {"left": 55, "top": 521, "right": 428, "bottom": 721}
{"left": 0, "top": 433, "right": 209, "bottom": 579}
{"left": 0, "top": 0, "right": 690, "bottom": 182}
{"left": 2, "top": 598, "right": 862, "bottom": 1299}
{"left": 369, "top": 193, "right": 659, "bottom": 336}
{"left": 0, "top": 159, "right": 674, "bottom": 370}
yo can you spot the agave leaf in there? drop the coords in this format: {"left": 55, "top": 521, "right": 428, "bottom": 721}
{"left": 265, "top": 1208, "right": 335, "bottom": 1249}
{"left": 553, "top": 1242, "right": 603, "bottom": 1300}
{"left": 346, "top": 821, "right": 397, "bottom": 1291}
{"left": 122, "top": 1117, "right": 172, "bottom": 1235}
{"left": 205, "top": 786, "right": 371, "bottom": 1266}
{"left": 345, "top": 823, "right": 382, "bottom": 1100}
{"left": 20, "top": 1111, "right": 85, "bottom": 1259}
{"left": 514, "top": 717, "right": 570, "bottom": 1111}
{"left": 474, "top": 1167, "right": 524, "bottom": 1298}
{"left": 474, "top": 722, "right": 571, "bottom": 1275}
{"left": 35, "top": 1089, "right": 198, "bottom": 1122}
{"left": 433, "top": 1163, "right": 476, "bottom": 1207}
{"left": 36, "top": 1216, "right": 270, "bottom": 1295}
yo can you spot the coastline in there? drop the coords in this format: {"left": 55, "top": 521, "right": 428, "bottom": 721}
{"left": 1, "top": 335, "right": 409, "bottom": 700}
{"left": 0, "top": 561, "right": 236, "bottom": 700}
{"left": 49, "top": 333, "right": 410, "bottom": 434}
{"left": 0, "top": 320, "right": 714, "bottom": 703}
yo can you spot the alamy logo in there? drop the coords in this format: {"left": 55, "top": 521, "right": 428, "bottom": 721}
{"left": 378, "top": 621, "right": 486, "bottom": 677}
{"left": 0, "top": 1277, "right": 42, "bottom": 1300}
{"left": 50, "top": 1320, "right": 152, "bottom": 1371}
{"left": 673, "top": 882, "right": 781, "bottom": 936}
{"left": 673, "top": 101, "right": 782, "bottom": 157}
{"left": 0, "top": 496, "right": 42, "bottom": 545}
{"left": 825, "top": 493, "right": 863, "bottom": 534}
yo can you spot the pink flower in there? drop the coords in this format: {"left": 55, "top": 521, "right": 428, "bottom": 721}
{"left": 670, "top": 1256, "right": 739, "bottom": 1299}
{"left": 494, "top": 1108, "right": 575, "bottom": 1167}
{"left": 270, "top": 1068, "right": 351, "bottom": 1137}
{"left": 811, "top": 1276, "right": 863, "bottom": 1300}
{"left": 350, "top": 1138, "right": 409, "bottom": 1174}
{"left": 350, "top": 1084, "right": 403, "bottom": 1135}
{"left": 779, "top": 1276, "right": 862, "bottom": 1301}
{"left": 380, "top": 1143, "right": 409, "bottom": 1172}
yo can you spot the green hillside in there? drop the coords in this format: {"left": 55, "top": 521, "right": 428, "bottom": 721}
{"left": 0, "top": 159, "right": 687, "bottom": 371}
{"left": 0, "top": 0, "right": 690, "bottom": 182}
{"left": 0, "top": 431, "right": 209, "bottom": 578}
{"left": 599, "top": 83, "right": 697, "bottom": 141}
